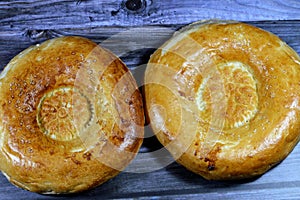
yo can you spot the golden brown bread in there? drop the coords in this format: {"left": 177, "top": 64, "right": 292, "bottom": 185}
{"left": 0, "top": 36, "right": 144, "bottom": 193}
{"left": 145, "top": 20, "right": 300, "bottom": 180}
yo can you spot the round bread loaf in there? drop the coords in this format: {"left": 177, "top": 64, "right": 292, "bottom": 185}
{"left": 145, "top": 20, "right": 300, "bottom": 180}
{"left": 0, "top": 36, "right": 144, "bottom": 193}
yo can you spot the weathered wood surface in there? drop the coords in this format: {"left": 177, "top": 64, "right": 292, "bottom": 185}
{"left": 0, "top": 145, "right": 300, "bottom": 199}
{"left": 1, "top": 21, "right": 300, "bottom": 71}
{"left": 0, "top": 0, "right": 300, "bottom": 30}
{"left": 1, "top": 0, "right": 300, "bottom": 199}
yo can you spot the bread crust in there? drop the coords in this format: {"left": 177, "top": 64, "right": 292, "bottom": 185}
{"left": 145, "top": 20, "right": 300, "bottom": 180}
{"left": 0, "top": 36, "right": 144, "bottom": 193}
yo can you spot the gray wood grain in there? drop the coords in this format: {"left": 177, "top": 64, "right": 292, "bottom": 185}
{"left": 0, "top": 146, "right": 299, "bottom": 199}
{"left": 0, "top": 21, "right": 300, "bottom": 199}
{"left": 1, "top": 21, "right": 300, "bottom": 70}
{"left": 1, "top": 0, "right": 300, "bottom": 199}
{"left": 0, "top": 0, "right": 300, "bottom": 30}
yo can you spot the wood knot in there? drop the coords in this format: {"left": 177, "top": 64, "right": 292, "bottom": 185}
{"left": 25, "top": 30, "right": 51, "bottom": 41}
{"left": 124, "top": 0, "right": 145, "bottom": 12}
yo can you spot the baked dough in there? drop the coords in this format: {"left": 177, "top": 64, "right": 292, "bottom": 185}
{"left": 145, "top": 20, "right": 300, "bottom": 180}
{"left": 0, "top": 36, "right": 144, "bottom": 193}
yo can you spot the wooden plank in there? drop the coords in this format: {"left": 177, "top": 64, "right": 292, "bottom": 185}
{"left": 1, "top": 0, "right": 300, "bottom": 199}
{"left": 0, "top": 0, "right": 300, "bottom": 30}
{"left": 1, "top": 21, "right": 300, "bottom": 70}
{"left": 0, "top": 146, "right": 299, "bottom": 199}
{"left": 0, "top": 21, "right": 300, "bottom": 199}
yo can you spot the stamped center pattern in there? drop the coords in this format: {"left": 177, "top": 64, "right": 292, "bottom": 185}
{"left": 196, "top": 61, "right": 258, "bottom": 129}
{"left": 37, "top": 87, "right": 93, "bottom": 141}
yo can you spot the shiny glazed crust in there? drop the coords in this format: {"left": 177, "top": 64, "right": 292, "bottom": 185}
{"left": 0, "top": 36, "right": 144, "bottom": 193}
{"left": 145, "top": 20, "right": 300, "bottom": 180}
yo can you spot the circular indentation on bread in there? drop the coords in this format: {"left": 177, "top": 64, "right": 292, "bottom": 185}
{"left": 37, "top": 86, "right": 94, "bottom": 141}
{"left": 196, "top": 61, "right": 258, "bottom": 129}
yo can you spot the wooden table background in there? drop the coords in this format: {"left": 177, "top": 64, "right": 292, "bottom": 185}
{"left": 0, "top": 0, "right": 300, "bottom": 199}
